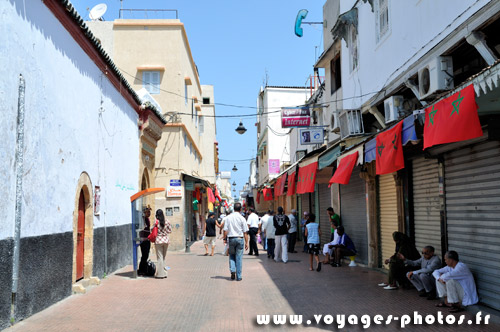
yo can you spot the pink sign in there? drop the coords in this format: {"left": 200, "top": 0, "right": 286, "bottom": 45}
{"left": 282, "top": 117, "right": 310, "bottom": 127}
{"left": 268, "top": 159, "right": 280, "bottom": 174}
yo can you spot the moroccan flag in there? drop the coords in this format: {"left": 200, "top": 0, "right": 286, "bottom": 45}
{"left": 256, "top": 191, "right": 261, "bottom": 204}
{"left": 263, "top": 188, "right": 273, "bottom": 201}
{"left": 376, "top": 120, "right": 404, "bottom": 175}
{"left": 287, "top": 172, "right": 296, "bottom": 196}
{"left": 278, "top": 173, "right": 287, "bottom": 196}
{"left": 207, "top": 188, "right": 216, "bottom": 203}
{"left": 274, "top": 177, "right": 281, "bottom": 197}
{"left": 329, "top": 151, "right": 358, "bottom": 186}
{"left": 296, "top": 162, "right": 318, "bottom": 194}
{"left": 195, "top": 188, "right": 201, "bottom": 201}
{"left": 423, "top": 84, "right": 482, "bottom": 149}
{"left": 215, "top": 187, "right": 222, "bottom": 201}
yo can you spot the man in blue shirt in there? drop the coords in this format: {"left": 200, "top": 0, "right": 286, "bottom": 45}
{"left": 329, "top": 226, "right": 356, "bottom": 267}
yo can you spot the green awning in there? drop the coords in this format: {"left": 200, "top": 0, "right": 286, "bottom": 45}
{"left": 318, "top": 145, "right": 341, "bottom": 170}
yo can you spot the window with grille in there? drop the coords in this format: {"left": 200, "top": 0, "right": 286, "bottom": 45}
{"left": 142, "top": 71, "right": 160, "bottom": 94}
{"left": 376, "top": 0, "right": 390, "bottom": 43}
{"left": 348, "top": 27, "right": 359, "bottom": 72}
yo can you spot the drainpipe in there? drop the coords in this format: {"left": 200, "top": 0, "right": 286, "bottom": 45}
{"left": 11, "top": 74, "right": 25, "bottom": 323}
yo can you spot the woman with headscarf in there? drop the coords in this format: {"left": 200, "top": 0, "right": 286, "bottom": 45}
{"left": 378, "top": 231, "right": 420, "bottom": 289}
{"left": 154, "top": 209, "right": 172, "bottom": 279}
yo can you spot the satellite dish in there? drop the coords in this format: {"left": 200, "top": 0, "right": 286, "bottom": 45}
{"left": 295, "top": 9, "right": 308, "bottom": 37}
{"left": 89, "top": 3, "right": 107, "bottom": 21}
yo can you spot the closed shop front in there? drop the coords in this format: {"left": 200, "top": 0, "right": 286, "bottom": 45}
{"left": 301, "top": 194, "right": 310, "bottom": 218}
{"left": 444, "top": 140, "right": 500, "bottom": 310}
{"left": 378, "top": 173, "right": 399, "bottom": 268}
{"left": 412, "top": 156, "right": 442, "bottom": 258}
{"left": 318, "top": 183, "right": 332, "bottom": 245}
{"left": 340, "top": 166, "right": 368, "bottom": 265}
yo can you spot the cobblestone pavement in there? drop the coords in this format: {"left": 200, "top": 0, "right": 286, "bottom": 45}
{"left": 5, "top": 238, "right": 499, "bottom": 332}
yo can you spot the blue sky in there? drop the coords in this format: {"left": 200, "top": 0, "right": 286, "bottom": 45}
{"left": 72, "top": 0, "right": 324, "bottom": 196}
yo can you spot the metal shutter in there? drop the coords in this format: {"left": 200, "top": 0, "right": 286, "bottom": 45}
{"left": 379, "top": 173, "right": 398, "bottom": 269}
{"left": 318, "top": 183, "right": 332, "bottom": 245}
{"left": 340, "top": 167, "right": 368, "bottom": 264}
{"left": 412, "top": 156, "right": 441, "bottom": 258}
{"left": 444, "top": 140, "right": 500, "bottom": 310}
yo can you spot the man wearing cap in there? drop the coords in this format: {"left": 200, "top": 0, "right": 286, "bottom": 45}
{"left": 223, "top": 203, "right": 249, "bottom": 281}
{"left": 287, "top": 209, "right": 298, "bottom": 253}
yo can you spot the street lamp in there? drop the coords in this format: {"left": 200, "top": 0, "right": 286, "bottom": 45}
{"left": 232, "top": 181, "right": 236, "bottom": 186}
{"left": 232, "top": 164, "right": 238, "bottom": 171}
{"left": 235, "top": 120, "right": 247, "bottom": 135}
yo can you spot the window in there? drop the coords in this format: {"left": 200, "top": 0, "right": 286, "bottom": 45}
{"left": 142, "top": 71, "right": 160, "bottom": 94}
{"left": 185, "top": 83, "right": 188, "bottom": 105}
{"left": 203, "top": 97, "right": 210, "bottom": 105}
{"left": 348, "top": 27, "right": 359, "bottom": 72}
{"left": 330, "top": 56, "right": 342, "bottom": 94}
{"left": 376, "top": 0, "right": 389, "bottom": 43}
{"left": 199, "top": 116, "right": 204, "bottom": 134}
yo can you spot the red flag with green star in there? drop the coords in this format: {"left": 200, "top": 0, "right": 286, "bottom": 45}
{"left": 274, "top": 177, "right": 281, "bottom": 197}
{"left": 263, "top": 188, "right": 273, "bottom": 201}
{"left": 256, "top": 191, "right": 261, "bottom": 204}
{"left": 423, "top": 85, "right": 482, "bottom": 149}
{"left": 376, "top": 120, "right": 404, "bottom": 175}
{"left": 278, "top": 173, "right": 287, "bottom": 196}
{"left": 296, "top": 162, "right": 318, "bottom": 194}
{"left": 287, "top": 172, "right": 296, "bottom": 196}
{"left": 329, "top": 151, "right": 358, "bottom": 186}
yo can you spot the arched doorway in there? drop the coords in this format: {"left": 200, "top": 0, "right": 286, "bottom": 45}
{"left": 72, "top": 173, "right": 94, "bottom": 283}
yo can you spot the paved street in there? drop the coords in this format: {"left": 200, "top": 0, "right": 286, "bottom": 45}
{"left": 5, "top": 239, "right": 499, "bottom": 332}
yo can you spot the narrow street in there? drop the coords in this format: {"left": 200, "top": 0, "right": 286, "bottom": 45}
{"left": 5, "top": 239, "right": 498, "bottom": 332}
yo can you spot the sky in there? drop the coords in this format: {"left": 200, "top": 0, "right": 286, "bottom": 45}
{"left": 72, "top": 0, "right": 325, "bottom": 196}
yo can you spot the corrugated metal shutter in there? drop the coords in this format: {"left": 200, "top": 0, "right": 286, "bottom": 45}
{"left": 444, "top": 140, "right": 500, "bottom": 310}
{"left": 340, "top": 167, "right": 368, "bottom": 264}
{"left": 318, "top": 183, "right": 332, "bottom": 245}
{"left": 379, "top": 173, "right": 398, "bottom": 269}
{"left": 412, "top": 157, "right": 441, "bottom": 258}
{"left": 301, "top": 194, "right": 310, "bottom": 218}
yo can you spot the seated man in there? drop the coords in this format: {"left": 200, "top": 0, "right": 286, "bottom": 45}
{"left": 432, "top": 250, "right": 478, "bottom": 312}
{"left": 329, "top": 226, "right": 356, "bottom": 267}
{"left": 322, "top": 220, "right": 339, "bottom": 264}
{"left": 398, "top": 246, "right": 441, "bottom": 299}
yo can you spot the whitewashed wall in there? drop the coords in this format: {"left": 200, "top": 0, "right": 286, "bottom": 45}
{"left": 0, "top": 0, "right": 140, "bottom": 239}
{"left": 340, "top": 0, "right": 491, "bottom": 108}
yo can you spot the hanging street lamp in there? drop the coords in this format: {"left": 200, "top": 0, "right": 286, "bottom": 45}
{"left": 235, "top": 120, "right": 247, "bottom": 135}
{"left": 232, "top": 164, "right": 238, "bottom": 171}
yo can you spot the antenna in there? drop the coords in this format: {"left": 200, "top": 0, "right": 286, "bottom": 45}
{"left": 89, "top": 3, "right": 107, "bottom": 21}
{"left": 294, "top": 9, "right": 323, "bottom": 37}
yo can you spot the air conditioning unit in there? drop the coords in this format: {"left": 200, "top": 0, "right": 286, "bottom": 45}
{"left": 384, "top": 95, "right": 404, "bottom": 124}
{"left": 418, "top": 56, "right": 453, "bottom": 100}
{"left": 339, "top": 110, "right": 364, "bottom": 139}
{"left": 330, "top": 112, "right": 340, "bottom": 133}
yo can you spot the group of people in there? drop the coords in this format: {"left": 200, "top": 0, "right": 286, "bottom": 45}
{"left": 138, "top": 207, "right": 172, "bottom": 279}
{"left": 378, "top": 231, "right": 478, "bottom": 313}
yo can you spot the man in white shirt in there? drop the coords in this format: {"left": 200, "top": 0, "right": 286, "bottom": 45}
{"left": 223, "top": 203, "right": 249, "bottom": 281}
{"left": 432, "top": 250, "right": 478, "bottom": 312}
{"left": 260, "top": 211, "right": 271, "bottom": 251}
{"left": 264, "top": 211, "right": 276, "bottom": 259}
{"left": 287, "top": 209, "right": 298, "bottom": 253}
{"left": 246, "top": 208, "right": 261, "bottom": 256}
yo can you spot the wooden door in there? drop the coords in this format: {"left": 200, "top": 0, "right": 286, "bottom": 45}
{"left": 76, "top": 190, "right": 85, "bottom": 280}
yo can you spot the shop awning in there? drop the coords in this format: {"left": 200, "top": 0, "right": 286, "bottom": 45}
{"left": 364, "top": 115, "right": 418, "bottom": 163}
{"left": 318, "top": 145, "right": 341, "bottom": 170}
{"left": 182, "top": 173, "right": 211, "bottom": 188}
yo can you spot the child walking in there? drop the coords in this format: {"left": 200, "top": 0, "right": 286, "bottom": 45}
{"left": 305, "top": 213, "right": 322, "bottom": 272}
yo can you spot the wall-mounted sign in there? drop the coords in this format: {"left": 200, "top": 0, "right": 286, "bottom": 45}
{"left": 170, "top": 179, "right": 181, "bottom": 186}
{"left": 299, "top": 128, "right": 324, "bottom": 145}
{"left": 167, "top": 186, "right": 182, "bottom": 197}
{"left": 220, "top": 171, "right": 231, "bottom": 179}
{"left": 269, "top": 159, "right": 280, "bottom": 174}
{"left": 94, "top": 186, "right": 101, "bottom": 216}
{"left": 281, "top": 107, "right": 310, "bottom": 128}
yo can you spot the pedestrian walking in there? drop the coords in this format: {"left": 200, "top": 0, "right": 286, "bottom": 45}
{"left": 259, "top": 211, "right": 270, "bottom": 250}
{"left": 305, "top": 213, "right": 322, "bottom": 271}
{"left": 287, "top": 209, "right": 298, "bottom": 253}
{"left": 301, "top": 212, "right": 309, "bottom": 252}
{"left": 138, "top": 206, "right": 152, "bottom": 276}
{"left": 203, "top": 212, "right": 217, "bottom": 256}
{"left": 264, "top": 211, "right": 276, "bottom": 259}
{"left": 273, "top": 206, "right": 290, "bottom": 263}
{"left": 246, "top": 208, "right": 260, "bottom": 256}
{"left": 154, "top": 209, "right": 172, "bottom": 279}
{"left": 223, "top": 203, "right": 249, "bottom": 281}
